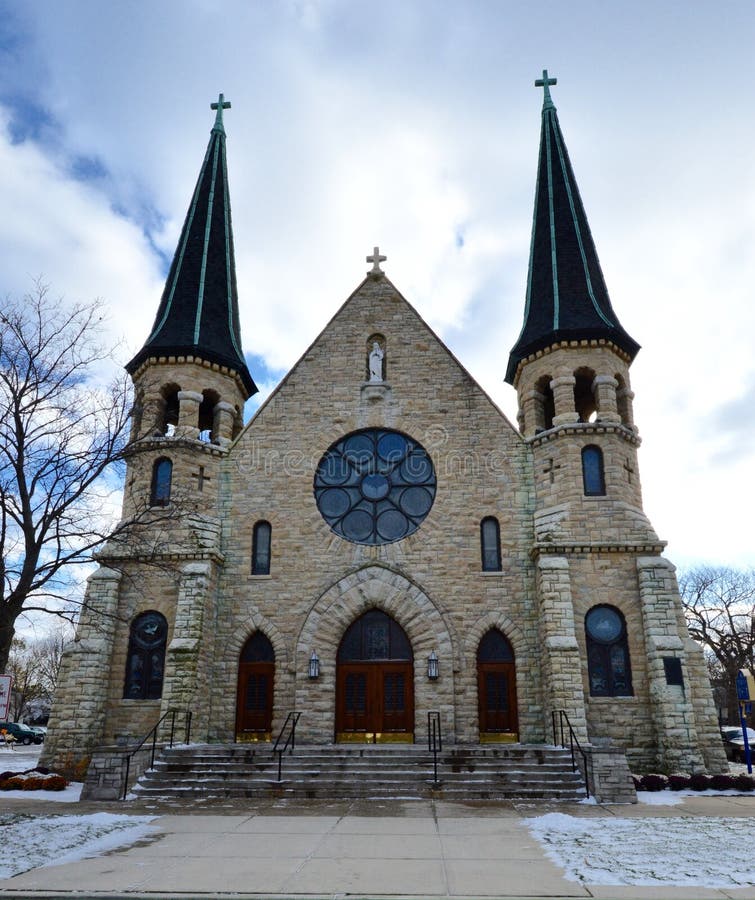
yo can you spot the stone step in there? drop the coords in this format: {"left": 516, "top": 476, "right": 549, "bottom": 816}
{"left": 131, "top": 742, "right": 586, "bottom": 802}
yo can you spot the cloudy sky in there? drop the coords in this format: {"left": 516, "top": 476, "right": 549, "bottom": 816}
{"left": 1, "top": 0, "right": 754, "bottom": 570}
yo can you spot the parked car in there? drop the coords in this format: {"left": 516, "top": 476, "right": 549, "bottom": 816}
{"left": 27, "top": 726, "right": 47, "bottom": 741}
{"left": 721, "top": 726, "right": 755, "bottom": 762}
{"left": 0, "top": 722, "right": 44, "bottom": 745}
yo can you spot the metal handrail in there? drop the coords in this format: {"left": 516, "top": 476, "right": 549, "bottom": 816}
{"left": 121, "top": 708, "right": 192, "bottom": 800}
{"left": 272, "top": 711, "right": 302, "bottom": 782}
{"left": 551, "top": 709, "right": 590, "bottom": 798}
{"left": 427, "top": 711, "right": 442, "bottom": 787}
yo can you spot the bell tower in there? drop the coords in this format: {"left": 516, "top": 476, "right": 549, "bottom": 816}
{"left": 505, "top": 73, "right": 718, "bottom": 774}
{"left": 124, "top": 94, "right": 257, "bottom": 515}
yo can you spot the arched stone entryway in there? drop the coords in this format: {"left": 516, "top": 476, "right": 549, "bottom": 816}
{"left": 235, "top": 632, "right": 275, "bottom": 741}
{"left": 296, "top": 565, "right": 456, "bottom": 744}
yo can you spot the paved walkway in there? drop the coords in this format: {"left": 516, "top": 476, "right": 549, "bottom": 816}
{"left": 2, "top": 794, "right": 755, "bottom": 899}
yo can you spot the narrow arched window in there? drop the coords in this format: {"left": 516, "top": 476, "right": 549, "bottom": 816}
{"left": 585, "top": 605, "right": 633, "bottom": 697}
{"left": 123, "top": 611, "right": 168, "bottom": 700}
{"left": 150, "top": 457, "right": 172, "bottom": 506}
{"left": 480, "top": 517, "right": 502, "bottom": 571}
{"left": 581, "top": 445, "right": 605, "bottom": 496}
{"left": 252, "top": 521, "right": 272, "bottom": 575}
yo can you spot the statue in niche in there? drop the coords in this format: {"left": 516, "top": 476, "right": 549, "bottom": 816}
{"left": 369, "top": 341, "right": 384, "bottom": 382}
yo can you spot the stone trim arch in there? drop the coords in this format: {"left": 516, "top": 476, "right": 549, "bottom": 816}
{"left": 295, "top": 564, "right": 457, "bottom": 743}
{"left": 228, "top": 611, "right": 289, "bottom": 669}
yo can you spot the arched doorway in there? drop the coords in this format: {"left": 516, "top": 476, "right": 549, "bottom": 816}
{"left": 336, "top": 609, "right": 414, "bottom": 743}
{"left": 477, "top": 628, "right": 518, "bottom": 742}
{"left": 236, "top": 632, "right": 275, "bottom": 741}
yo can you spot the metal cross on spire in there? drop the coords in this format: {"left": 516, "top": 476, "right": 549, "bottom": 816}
{"left": 535, "top": 69, "right": 557, "bottom": 109}
{"left": 211, "top": 93, "right": 231, "bottom": 131}
{"left": 367, "top": 246, "right": 386, "bottom": 275}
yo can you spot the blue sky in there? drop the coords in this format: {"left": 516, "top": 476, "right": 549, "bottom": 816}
{"left": 1, "top": 0, "right": 754, "bottom": 568}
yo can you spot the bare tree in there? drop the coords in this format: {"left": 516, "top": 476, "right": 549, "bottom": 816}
{"left": 680, "top": 566, "right": 755, "bottom": 725}
{"left": 5, "top": 629, "right": 71, "bottom": 721}
{"left": 0, "top": 282, "right": 134, "bottom": 672}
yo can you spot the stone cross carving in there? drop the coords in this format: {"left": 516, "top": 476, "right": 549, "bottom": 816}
{"left": 211, "top": 93, "right": 231, "bottom": 129}
{"left": 193, "top": 465, "right": 211, "bottom": 492}
{"left": 367, "top": 246, "right": 386, "bottom": 274}
{"left": 623, "top": 457, "right": 636, "bottom": 484}
{"left": 535, "top": 69, "right": 557, "bottom": 107}
{"left": 369, "top": 341, "right": 384, "bottom": 382}
{"left": 543, "top": 457, "right": 562, "bottom": 484}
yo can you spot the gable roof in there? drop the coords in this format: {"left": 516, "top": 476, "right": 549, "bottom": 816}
{"left": 506, "top": 75, "right": 639, "bottom": 383}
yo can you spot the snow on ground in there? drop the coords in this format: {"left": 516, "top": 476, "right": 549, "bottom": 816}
{"left": 0, "top": 812, "right": 157, "bottom": 879}
{"left": 527, "top": 812, "right": 755, "bottom": 887}
{"left": 0, "top": 744, "right": 83, "bottom": 800}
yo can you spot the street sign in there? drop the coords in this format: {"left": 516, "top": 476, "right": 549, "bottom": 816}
{"left": 0, "top": 675, "right": 12, "bottom": 720}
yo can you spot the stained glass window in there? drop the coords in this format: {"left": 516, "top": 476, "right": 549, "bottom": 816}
{"left": 582, "top": 445, "right": 606, "bottom": 496}
{"left": 314, "top": 429, "right": 436, "bottom": 545}
{"left": 338, "top": 609, "right": 413, "bottom": 662}
{"left": 123, "top": 611, "right": 168, "bottom": 700}
{"left": 481, "top": 517, "right": 502, "bottom": 571}
{"left": 150, "top": 457, "right": 172, "bottom": 506}
{"left": 252, "top": 521, "right": 271, "bottom": 575}
{"left": 585, "top": 605, "right": 633, "bottom": 696}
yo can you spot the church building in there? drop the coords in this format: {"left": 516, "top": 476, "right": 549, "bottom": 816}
{"left": 44, "top": 75, "right": 726, "bottom": 785}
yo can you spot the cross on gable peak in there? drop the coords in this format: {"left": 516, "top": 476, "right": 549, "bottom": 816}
{"left": 367, "top": 246, "right": 387, "bottom": 275}
{"left": 211, "top": 93, "right": 231, "bottom": 131}
{"left": 535, "top": 69, "right": 557, "bottom": 110}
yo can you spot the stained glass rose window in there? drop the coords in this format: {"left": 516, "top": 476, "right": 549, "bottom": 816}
{"left": 314, "top": 429, "right": 436, "bottom": 545}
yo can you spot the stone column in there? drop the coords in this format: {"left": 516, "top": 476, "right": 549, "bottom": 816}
{"left": 176, "top": 390, "right": 202, "bottom": 439}
{"left": 550, "top": 375, "right": 579, "bottom": 426}
{"left": 160, "top": 560, "right": 214, "bottom": 740}
{"left": 637, "top": 556, "right": 705, "bottom": 772}
{"left": 536, "top": 555, "right": 588, "bottom": 742}
{"left": 617, "top": 385, "right": 637, "bottom": 431}
{"left": 521, "top": 389, "right": 546, "bottom": 436}
{"left": 592, "top": 375, "right": 621, "bottom": 424}
{"left": 213, "top": 400, "right": 236, "bottom": 447}
{"left": 41, "top": 567, "right": 122, "bottom": 776}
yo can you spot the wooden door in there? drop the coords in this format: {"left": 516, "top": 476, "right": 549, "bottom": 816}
{"left": 478, "top": 662, "right": 517, "bottom": 734}
{"left": 336, "top": 662, "right": 413, "bottom": 740}
{"left": 236, "top": 662, "right": 274, "bottom": 736}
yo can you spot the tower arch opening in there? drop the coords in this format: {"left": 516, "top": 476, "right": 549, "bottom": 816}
{"left": 199, "top": 389, "right": 220, "bottom": 442}
{"left": 534, "top": 374, "right": 555, "bottom": 431}
{"left": 574, "top": 367, "right": 597, "bottom": 422}
{"left": 159, "top": 383, "right": 180, "bottom": 436}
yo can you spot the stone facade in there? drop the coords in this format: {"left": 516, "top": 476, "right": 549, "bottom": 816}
{"left": 42, "top": 271, "right": 727, "bottom": 782}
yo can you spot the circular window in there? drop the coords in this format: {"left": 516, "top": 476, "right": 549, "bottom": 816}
{"left": 585, "top": 606, "right": 624, "bottom": 643}
{"left": 314, "top": 429, "right": 437, "bottom": 545}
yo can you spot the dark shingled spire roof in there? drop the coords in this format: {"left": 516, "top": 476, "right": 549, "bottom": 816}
{"left": 505, "top": 72, "right": 639, "bottom": 384}
{"left": 127, "top": 95, "right": 257, "bottom": 396}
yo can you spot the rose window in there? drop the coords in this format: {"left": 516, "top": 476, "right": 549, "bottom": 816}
{"left": 314, "top": 429, "right": 436, "bottom": 545}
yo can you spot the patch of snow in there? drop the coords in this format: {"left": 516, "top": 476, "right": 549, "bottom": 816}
{"left": 0, "top": 813, "right": 157, "bottom": 879}
{"left": 1, "top": 782, "right": 83, "bottom": 802}
{"left": 526, "top": 812, "right": 755, "bottom": 887}
{"left": 635, "top": 790, "right": 684, "bottom": 805}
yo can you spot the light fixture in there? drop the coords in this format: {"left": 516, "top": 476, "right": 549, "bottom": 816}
{"left": 427, "top": 650, "right": 439, "bottom": 680}
{"left": 309, "top": 650, "right": 320, "bottom": 680}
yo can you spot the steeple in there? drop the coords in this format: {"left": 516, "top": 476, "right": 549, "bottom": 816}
{"left": 505, "top": 71, "right": 639, "bottom": 385}
{"left": 127, "top": 94, "right": 257, "bottom": 397}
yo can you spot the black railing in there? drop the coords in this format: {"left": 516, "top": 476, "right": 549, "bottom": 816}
{"left": 121, "top": 709, "right": 192, "bottom": 800}
{"left": 272, "top": 711, "right": 302, "bottom": 782}
{"left": 427, "top": 711, "right": 442, "bottom": 787}
{"left": 551, "top": 709, "right": 589, "bottom": 798}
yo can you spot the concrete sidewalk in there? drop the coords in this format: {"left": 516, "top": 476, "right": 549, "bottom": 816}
{"left": 2, "top": 794, "right": 755, "bottom": 899}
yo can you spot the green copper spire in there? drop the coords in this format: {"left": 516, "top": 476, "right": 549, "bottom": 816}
{"left": 505, "top": 73, "right": 639, "bottom": 384}
{"left": 127, "top": 96, "right": 256, "bottom": 396}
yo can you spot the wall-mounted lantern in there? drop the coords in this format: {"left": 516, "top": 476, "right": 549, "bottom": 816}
{"left": 309, "top": 650, "right": 321, "bottom": 680}
{"left": 427, "top": 650, "right": 439, "bottom": 680}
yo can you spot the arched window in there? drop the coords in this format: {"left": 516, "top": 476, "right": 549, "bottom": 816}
{"left": 534, "top": 375, "right": 555, "bottom": 431}
{"left": 150, "top": 457, "right": 173, "bottom": 506}
{"left": 338, "top": 609, "right": 413, "bottom": 662}
{"left": 123, "top": 611, "right": 168, "bottom": 700}
{"left": 252, "top": 521, "right": 272, "bottom": 575}
{"left": 480, "top": 517, "right": 502, "bottom": 571}
{"left": 585, "top": 605, "right": 633, "bottom": 696}
{"left": 160, "top": 384, "right": 180, "bottom": 436}
{"left": 574, "top": 368, "right": 597, "bottom": 423}
{"left": 581, "top": 445, "right": 605, "bottom": 496}
{"left": 198, "top": 389, "right": 220, "bottom": 443}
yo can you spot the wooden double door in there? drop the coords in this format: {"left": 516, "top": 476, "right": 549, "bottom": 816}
{"left": 336, "top": 662, "right": 414, "bottom": 741}
{"left": 477, "top": 629, "right": 518, "bottom": 740}
{"left": 236, "top": 632, "right": 275, "bottom": 741}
